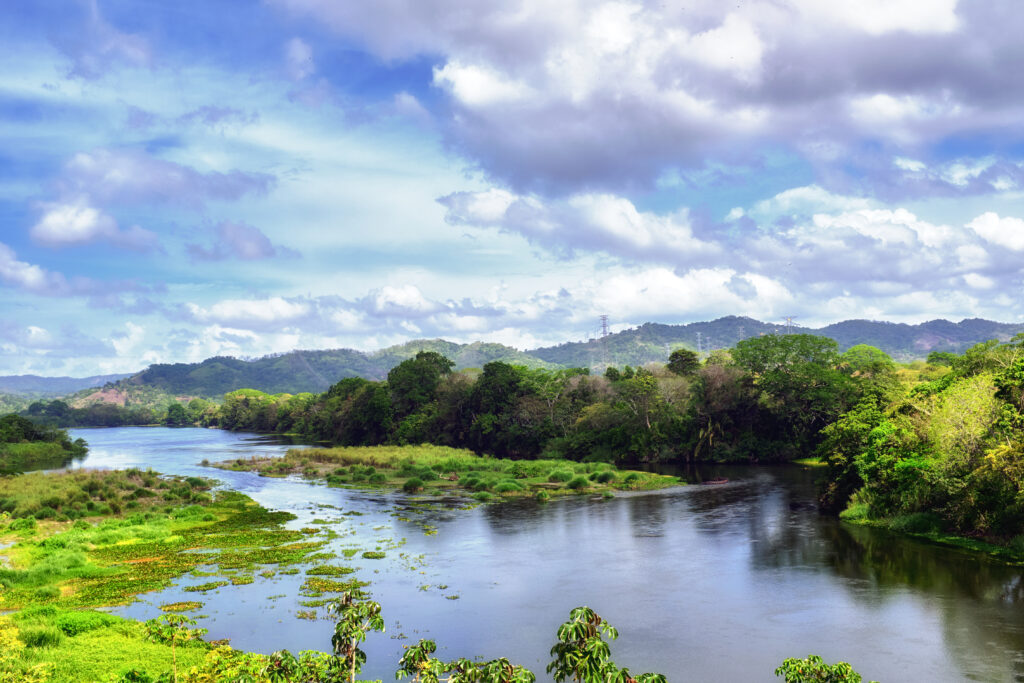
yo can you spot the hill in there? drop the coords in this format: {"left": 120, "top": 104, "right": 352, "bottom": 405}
{"left": 0, "top": 373, "right": 132, "bottom": 396}
{"left": 531, "top": 316, "right": 1024, "bottom": 366}
{"left": 95, "top": 340, "right": 556, "bottom": 400}
{"left": 9, "top": 317, "right": 1024, "bottom": 406}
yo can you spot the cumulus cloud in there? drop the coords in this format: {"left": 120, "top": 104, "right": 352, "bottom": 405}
{"left": 270, "top": 0, "right": 1024, "bottom": 194}
{"left": 440, "top": 182, "right": 1024, "bottom": 320}
{"left": 439, "top": 189, "right": 720, "bottom": 264}
{"left": 186, "top": 222, "right": 298, "bottom": 261}
{"left": 967, "top": 212, "right": 1024, "bottom": 251}
{"left": 31, "top": 198, "right": 160, "bottom": 252}
{"left": 0, "top": 242, "right": 75, "bottom": 295}
{"left": 183, "top": 297, "right": 313, "bottom": 331}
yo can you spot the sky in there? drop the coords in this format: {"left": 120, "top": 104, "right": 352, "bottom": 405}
{"left": 2, "top": 0, "right": 1024, "bottom": 376}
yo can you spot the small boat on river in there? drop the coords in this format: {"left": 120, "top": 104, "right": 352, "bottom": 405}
{"left": 701, "top": 477, "right": 729, "bottom": 485}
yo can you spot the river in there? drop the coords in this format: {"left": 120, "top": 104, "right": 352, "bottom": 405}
{"left": 65, "top": 427, "right": 1024, "bottom": 682}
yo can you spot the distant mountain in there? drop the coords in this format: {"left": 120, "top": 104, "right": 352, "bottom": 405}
{"left": 0, "top": 373, "right": 133, "bottom": 396}
{"left": 99, "top": 340, "right": 556, "bottom": 399}
{"left": 532, "top": 316, "right": 1024, "bottom": 365}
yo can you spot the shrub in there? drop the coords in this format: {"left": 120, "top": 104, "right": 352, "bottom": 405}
{"left": 34, "top": 506, "right": 58, "bottom": 520}
{"left": 548, "top": 469, "right": 573, "bottom": 483}
{"left": 622, "top": 473, "right": 640, "bottom": 485}
{"left": 567, "top": 476, "right": 589, "bottom": 490}
{"left": 594, "top": 471, "right": 616, "bottom": 484}
{"left": 54, "top": 610, "right": 119, "bottom": 636}
{"left": 403, "top": 478, "right": 424, "bottom": 493}
{"left": 472, "top": 492, "right": 493, "bottom": 502}
{"left": 368, "top": 473, "right": 387, "bottom": 485}
{"left": 18, "top": 626, "right": 64, "bottom": 648}
{"left": 494, "top": 481, "right": 523, "bottom": 494}
{"left": 890, "top": 512, "right": 943, "bottom": 535}
{"left": 535, "top": 491, "right": 550, "bottom": 503}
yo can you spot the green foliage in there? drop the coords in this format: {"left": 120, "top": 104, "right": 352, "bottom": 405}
{"left": 667, "top": 348, "right": 700, "bottom": 376}
{"left": 774, "top": 654, "right": 871, "bottom": 683}
{"left": 329, "top": 591, "right": 384, "bottom": 682}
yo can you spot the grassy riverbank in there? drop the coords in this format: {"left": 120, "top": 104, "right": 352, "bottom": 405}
{"left": 840, "top": 504, "right": 1024, "bottom": 564}
{"left": 213, "top": 444, "right": 681, "bottom": 499}
{"left": 0, "top": 468, "right": 339, "bottom": 681}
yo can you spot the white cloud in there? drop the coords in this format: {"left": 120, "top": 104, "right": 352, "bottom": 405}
{"left": 967, "top": 212, "right": 1024, "bottom": 251}
{"left": 186, "top": 297, "right": 312, "bottom": 328}
{"left": 0, "top": 242, "right": 69, "bottom": 294}
{"left": 440, "top": 189, "right": 719, "bottom": 263}
{"left": 31, "top": 198, "right": 160, "bottom": 251}
{"left": 788, "top": 0, "right": 959, "bottom": 35}
{"left": 433, "top": 61, "right": 532, "bottom": 107}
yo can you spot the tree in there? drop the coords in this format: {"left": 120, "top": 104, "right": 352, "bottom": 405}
{"left": 330, "top": 591, "right": 385, "bottom": 683}
{"left": 667, "top": 348, "right": 700, "bottom": 376}
{"left": 388, "top": 352, "right": 455, "bottom": 420}
{"left": 144, "top": 614, "right": 208, "bottom": 683}
{"left": 165, "top": 402, "right": 190, "bottom": 427}
{"left": 775, "top": 654, "right": 872, "bottom": 683}
{"left": 547, "top": 607, "right": 665, "bottom": 683}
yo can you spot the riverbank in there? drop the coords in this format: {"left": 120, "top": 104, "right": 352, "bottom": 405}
{"left": 0, "top": 468, "right": 338, "bottom": 681}
{"left": 839, "top": 504, "right": 1024, "bottom": 564}
{"left": 211, "top": 443, "right": 682, "bottom": 500}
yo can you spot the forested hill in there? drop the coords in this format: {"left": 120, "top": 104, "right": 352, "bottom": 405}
{"left": 531, "top": 316, "right": 1024, "bottom": 366}
{"left": 107, "top": 340, "right": 556, "bottom": 398}
{"left": 0, "top": 373, "right": 132, "bottom": 396}
{"left": 12, "top": 317, "right": 1024, "bottom": 402}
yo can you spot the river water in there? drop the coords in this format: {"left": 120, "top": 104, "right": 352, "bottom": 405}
{"left": 65, "top": 427, "right": 1024, "bottom": 682}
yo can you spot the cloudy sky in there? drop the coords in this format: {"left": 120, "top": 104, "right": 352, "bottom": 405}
{"left": 3, "top": 0, "right": 1024, "bottom": 376}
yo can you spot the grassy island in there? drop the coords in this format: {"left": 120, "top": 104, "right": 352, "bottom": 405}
{"left": 214, "top": 444, "right": 681, "bottom": 500}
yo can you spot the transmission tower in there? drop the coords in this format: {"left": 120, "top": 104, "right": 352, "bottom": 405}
{"left": 784, "top": 316, "right": 796, "bottom": 334}
{"left": 600, "top": 315, "right": 610, "bottom": 337}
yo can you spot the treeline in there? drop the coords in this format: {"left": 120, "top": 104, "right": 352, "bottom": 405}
{"left": 0, "top": 413, "right": 87, "bottom": 473}
{"left": 208, "top": 336, "right": 897, "bottom": 465}
{"left": 18, "top": 398, "right": 217, "bottom": 429}
{"left": 818, "top": 335, "right": 1024, "bottom": 543}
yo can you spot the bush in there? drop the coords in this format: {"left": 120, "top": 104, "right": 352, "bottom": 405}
{"left": 622, "top": 473, "right": 639, "bottom": 485}
{"left": 567, "top": 476, "right": 589, "bottom": 490}
{"left": 54, "top": 610, "right": 119, "bottom": 636}
{"left": 890, "top": 512, "right": 943, "bottom": 535}
{"left": 472, "top": 492, "right": 493, "bottom": 502}
{"left": 535, "top": 491, "right": 550, "bottom": 503}
{"left": 18, "top": 625, "right": 64, "bottom": 648}
{"left": 493, "top": 481, "right": 523, "bottom": 494}
{"left": 594, "top": 471, "right": 616, "bottom": 484}
{"left": 10, "top": 517, "right": 37, "bottom": 531}
{"left": 368, "top": 473, "right": 387, "bottom": 485}
{"left": 548, "top": 469, "right": 573, "bottom": 483}
{"left": 403, "top": 478, "right": 424, "bottom": 493}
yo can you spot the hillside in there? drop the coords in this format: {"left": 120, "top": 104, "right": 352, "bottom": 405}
{"left": 97, "top": 340, "right": 556, "bottom": 399}
{"left": 8, "top": 317, "right": 1024, "bottom": 406}
{"left": 532, "top": 316, "right": 1024, "bottom": 365}
{"left": 0, "top": 373, "right": 132, "bottom": 396}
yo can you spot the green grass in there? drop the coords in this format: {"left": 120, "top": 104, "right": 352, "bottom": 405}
{"left": 791, "top": 457, "right": 826, "bottom": 467}
{"left": 2, "top": 609, "right": 208, "bottom": 682}
{"left": 213, "top": 444, "right": 681, "bottom": 500}
{"left": 0, "top": 474, "right": 324, "bottom": 611}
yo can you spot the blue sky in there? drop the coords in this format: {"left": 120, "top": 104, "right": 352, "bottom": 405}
{"left": 3, "top": 0, "right": 1024, "bottom": 376}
